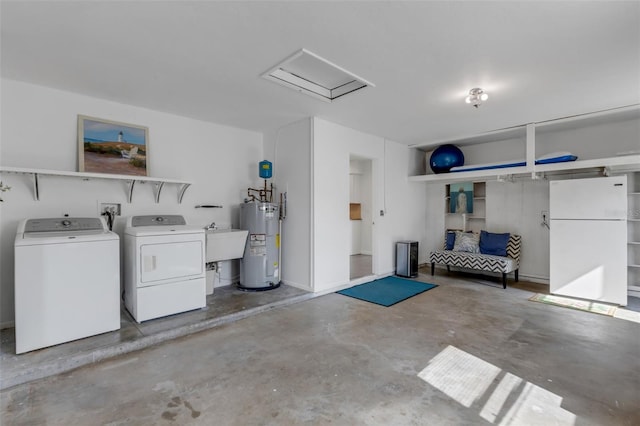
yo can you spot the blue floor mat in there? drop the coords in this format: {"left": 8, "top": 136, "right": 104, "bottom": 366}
{"left": 337, "top": 276, "right": 438, "bottom": 307}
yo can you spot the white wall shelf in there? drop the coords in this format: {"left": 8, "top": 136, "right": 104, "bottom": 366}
{"left": 534, "top": 155, "right": 640, "bottom": 175}
{"left": 410, "top": 166, "right": 531, "bottom": 183}
{"left": 409, "top": 155, "right": 640, "bottom": 183}
{"left": 409, "top": 105, "right": 640, "bottom": 183}
{"left": 0, "top": 166, "right": 192, "bottom": 203}
{"left": 628, "top": 172, "right": 640, "bottom": 297}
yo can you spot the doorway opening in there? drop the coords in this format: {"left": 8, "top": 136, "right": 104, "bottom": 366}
{"left": 349, "top": 156, "right": 373, "bottom": 280}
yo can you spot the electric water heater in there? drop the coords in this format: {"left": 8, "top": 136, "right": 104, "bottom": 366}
{"left": 239, "top": 201, "right": 280, "bottom": 291}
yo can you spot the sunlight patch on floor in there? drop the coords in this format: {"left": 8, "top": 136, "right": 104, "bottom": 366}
{"left": 417, "top": 345, "right": 500, "bottom": 408}
{"left": 418, "top": 345, "right": 576, "bottom": 425}
{"left": 479, "top": 372, "right": 522, "bottom": 423}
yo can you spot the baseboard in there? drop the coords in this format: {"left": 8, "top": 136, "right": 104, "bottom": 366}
{"left": 430, "top": 264, "right": 550, "bottom": 285}
{"left": 281, "top": 279, "right": 313, "bottom": 292}
{"left": 518, "top": 274, "right": 549, "bottom": 285}
{"left": 1, "top": 320, "right": 15, "bottom": 330}
{"left": 312, "top": 271, "right": 395, "bottom": 295}
{"left": 316, "top": 281, "right": 363, "bottom": 295}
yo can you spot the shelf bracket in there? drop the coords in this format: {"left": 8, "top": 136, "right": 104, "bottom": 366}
{"left": 32, "top": 172, "right": 40, "bottom": 201}
{"left": 126, "top": 180, "right": 136, "bottom": 203}
{"left": 531, "top": 172, "right": 544, "bottom": 180}
{"left": 153, "top": 182, "right": 165, "bottom": 204}
{"left": 178, "top": 183, "right": 191, "bottom": 204}
{"left": 496, "top": 174, "right": 514, "bottom": 183}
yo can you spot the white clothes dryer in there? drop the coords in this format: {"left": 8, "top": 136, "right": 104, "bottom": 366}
{"left": 124, "top": 215, "right": 206, "bottom": 322}
{"left": 14, "top": 217, "right": 120, "bottom": 354}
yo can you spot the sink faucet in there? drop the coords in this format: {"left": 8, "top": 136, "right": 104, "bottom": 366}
{"left": 205, "top": 221, "right": 217, "bottom": 230}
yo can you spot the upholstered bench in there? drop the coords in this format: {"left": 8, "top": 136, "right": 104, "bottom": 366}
{"left": 429, "top": 232, "right": 521, "bottom": 289}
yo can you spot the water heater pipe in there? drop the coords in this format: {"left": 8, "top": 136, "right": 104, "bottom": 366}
{"left": 278, "top": 191, "right": 286, "bottom": 284}
{"left": 247, "top": 180, "right": 273, "bottom": 202}
{"left": 278, "top": 218, "right": 283, "bottom": 285}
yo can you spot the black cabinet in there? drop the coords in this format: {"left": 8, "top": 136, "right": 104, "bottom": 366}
{"left": 396, "top": 241, "right": 418, "bottom": 278}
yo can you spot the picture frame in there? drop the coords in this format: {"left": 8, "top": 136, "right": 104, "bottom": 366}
{"left": 449, "top": 182, "right": 473, "bottom": 214}
{"left": 78, "top": 115, "right": 149, "bottom": 176}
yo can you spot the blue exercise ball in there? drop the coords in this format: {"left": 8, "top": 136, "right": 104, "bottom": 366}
{"left": 429, "top": 144, "right": 464, "bottom": 174}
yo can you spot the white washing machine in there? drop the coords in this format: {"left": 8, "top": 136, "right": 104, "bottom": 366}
{"left": 124, "top": 215, "right": 206, "bottom": 322}
{"left": 14, "top": 217, "right": 120, "bottom": 354}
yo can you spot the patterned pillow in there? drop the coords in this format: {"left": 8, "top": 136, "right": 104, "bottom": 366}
{"left": 453, "top": 231, "right": 480, "bottom": 253}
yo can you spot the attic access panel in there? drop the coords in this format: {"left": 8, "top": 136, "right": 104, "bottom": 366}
{"left": 262, "top": 49, "right": 374, "bottom": 102}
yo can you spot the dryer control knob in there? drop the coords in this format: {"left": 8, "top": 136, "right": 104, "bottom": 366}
{"left": 155, "top": 217, "right": 164, "bottom": 222}
{"left": 61, "top": 220, "right": 72, "bottom": 227}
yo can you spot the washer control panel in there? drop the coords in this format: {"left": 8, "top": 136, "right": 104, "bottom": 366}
{"left": 24, "top": 218, "right": 105, "bottom": 233}
{"left": 131, "top": 215, "right": 187, "bottom": 227}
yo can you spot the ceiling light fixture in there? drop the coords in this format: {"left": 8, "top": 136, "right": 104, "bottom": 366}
{"left": 465, "top": 88, "right": 489, "bottom": 108}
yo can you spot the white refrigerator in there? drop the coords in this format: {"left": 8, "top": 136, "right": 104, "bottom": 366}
{"left": 549, "top": 175, "right": 627, "bottom": 306}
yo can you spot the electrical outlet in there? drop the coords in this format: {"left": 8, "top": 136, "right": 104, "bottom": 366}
{"left": 100, "top": 203, "right": 121, "bottom": 216}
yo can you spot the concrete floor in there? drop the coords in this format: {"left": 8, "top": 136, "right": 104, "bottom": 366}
{"left": 1, "top": 270, "right": 639, "bottom": 425}
{"left": 0, "top": 284, "right": 313, "bottom": 390}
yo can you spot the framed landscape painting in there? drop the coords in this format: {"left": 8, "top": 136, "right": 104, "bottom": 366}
{"left": 78, "top": 115, "right": 148, "bottom": 176}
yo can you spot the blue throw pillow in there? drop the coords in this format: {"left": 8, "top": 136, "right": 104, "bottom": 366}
{"left": 479, "top": 231, "right": 510, "bottom": 256}
{"left": 446, "top": 231, "right": 456, "bottom": 250}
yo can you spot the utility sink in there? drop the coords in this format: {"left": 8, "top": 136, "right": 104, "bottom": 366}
{"left": 205, "top": 229, "right": 249, "bottom": 262}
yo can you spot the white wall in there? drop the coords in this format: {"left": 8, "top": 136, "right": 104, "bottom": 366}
{"left": 313, "top": 119, "right": 362, "bottom": 291}
{"left": 424, "top": 183, "right": 447, "bottom": 258}
{"left": 312, "top": 118, "right": 428, "bottom": 292}
{"left": 0, "top": 79, "right": 263, "bottom": 325}
{"left": 349, "top": 158, "right": 373, "bottom": 256}
{"left": 535, "top": 118, "right": 640, "bottom": 159}
{"left": 350, "top": 220, "right": 361, "bottom": 255}
{"left": 268, "top": 117, "right": 429, "bottom": 294}
{"left": 349, "top": 163, "right": 362, "bottom": 255}
{"left": 382, "top": 141, "right": 431, "bottom": 268}
{"left": 359, "top": 159, "right": 373, "bottom": 255}
{"left": 486, "top": 179, "right": 550, "bottom": 280}
{"left": 271, "top": 118, "right": 313, "bottom": 291}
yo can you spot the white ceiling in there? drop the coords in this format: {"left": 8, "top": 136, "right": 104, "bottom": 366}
{"left": 2, "top": 1, "right": 639, "bottom": 147}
